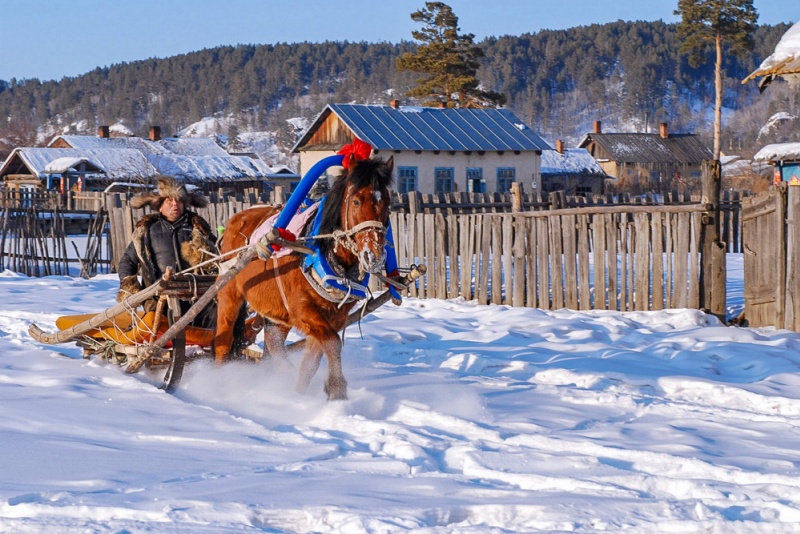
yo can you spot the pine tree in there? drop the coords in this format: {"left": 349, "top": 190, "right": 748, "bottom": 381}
{"left": 396, "top": 2, "right": 505, "bottom": 108}
{"left": 675, "top": 0, "right": 758, "bottom": 159}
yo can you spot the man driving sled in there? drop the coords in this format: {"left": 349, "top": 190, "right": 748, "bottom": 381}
{"left": 117, "top": 176, "right": 218, "bottom": 328}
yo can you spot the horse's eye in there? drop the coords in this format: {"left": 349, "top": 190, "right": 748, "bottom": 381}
{"left": 352, "top": 198, "right": 361, "bottom": 207}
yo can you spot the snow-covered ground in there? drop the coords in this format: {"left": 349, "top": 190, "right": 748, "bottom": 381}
{"left": 2, "top": 254, "right": 800, "bottom": 532}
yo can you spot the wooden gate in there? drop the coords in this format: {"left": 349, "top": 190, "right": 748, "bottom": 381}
{"left": 742, "top": 184, "right": 800, "bottom": 330}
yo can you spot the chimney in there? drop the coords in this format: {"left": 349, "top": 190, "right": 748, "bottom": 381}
{"left": 555, "top": 139, "right": 564, "bottom": 154}
{"left": 593, "top": 120, "right": 602, "bottom": 134}
{"left": 149, "top": 126, "right": 162, "bottom": 142}
{"left": 389, "top": 99, "right": 400, "bottom": 109}
{"left": 659, "top": 122, "right": 669, "bottom": 138}
{"left": 98, "top": 125, "right": 110, "bottom": 138}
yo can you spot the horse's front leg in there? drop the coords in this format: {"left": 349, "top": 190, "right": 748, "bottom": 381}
{"left": 214, "top": 281, "right": 243, "bottom": 364}
{"left": 263, "top": 322, "right": 293, "bottom": 370}
{"left": 296, "top": 334, "right": 347, "bottom": 400}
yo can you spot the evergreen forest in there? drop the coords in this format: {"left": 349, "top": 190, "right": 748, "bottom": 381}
{"left": 0, "top": 20, "right": 797, "bottom": 162}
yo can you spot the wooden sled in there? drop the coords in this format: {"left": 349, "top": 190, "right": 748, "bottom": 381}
{"left": 29, "top": 268, "right": 221, "bottom": 392}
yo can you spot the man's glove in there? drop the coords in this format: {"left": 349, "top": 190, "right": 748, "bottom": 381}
{"left": 117, "top": 275, "right": 142, "bottom": 302}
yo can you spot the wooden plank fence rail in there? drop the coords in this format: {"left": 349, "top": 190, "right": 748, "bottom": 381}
{"left": 389, "top": 202, "right": 707, "bottom": 312}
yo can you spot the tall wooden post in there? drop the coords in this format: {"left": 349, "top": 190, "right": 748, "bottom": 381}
{"left": 510, "top": 182, "right": 523, "bottom": 212}
{"left": 785, "top": 185, "right": 800, "bottom": 331}
{"left": 699, "top": 159, "right": 726, "bottom": 319}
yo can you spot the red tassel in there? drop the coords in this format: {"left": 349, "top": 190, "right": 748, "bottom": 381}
{"left": 338, "top": 138, "right": 373, "bottom": 169}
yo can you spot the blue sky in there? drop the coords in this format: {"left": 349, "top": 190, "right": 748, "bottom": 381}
{"left": 2, "top": 0, "right": 796, "bottom": 82}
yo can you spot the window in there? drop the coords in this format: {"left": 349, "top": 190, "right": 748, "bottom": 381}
{"left": 497, "top": 167, "right": 516, "bottom": 193}
{"left": 466, "top": 167, "right": 485, "bottom": 193}
{"left": 397, "top": 166, "right": 418, "bottom": 193}
{"left": 435, "top": 167, "right": 454, "bottom": 193}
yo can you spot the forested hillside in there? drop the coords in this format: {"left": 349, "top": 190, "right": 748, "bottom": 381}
{"left": 0, "top": 20, "right": 796, "bottom": 162}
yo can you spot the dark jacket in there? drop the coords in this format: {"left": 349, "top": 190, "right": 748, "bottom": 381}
{"left": 117, "top": 211, "right": 217, "bottom": 302}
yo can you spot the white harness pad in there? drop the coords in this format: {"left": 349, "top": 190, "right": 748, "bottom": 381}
{"left": 248, "top": 203, "right": 319, "bottom": 259}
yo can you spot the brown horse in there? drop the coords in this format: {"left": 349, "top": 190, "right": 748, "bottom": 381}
{"left": 214, "top": 156, "right": 394, "bottom": 400}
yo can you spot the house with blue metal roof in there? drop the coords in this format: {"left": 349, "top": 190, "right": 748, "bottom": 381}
{"left": 291, "top": 101, "right": 552, "bottom": 195}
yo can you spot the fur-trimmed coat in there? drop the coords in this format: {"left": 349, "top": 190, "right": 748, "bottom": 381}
{"left": 117, "top": 211, "right": 217, "bottom": 303}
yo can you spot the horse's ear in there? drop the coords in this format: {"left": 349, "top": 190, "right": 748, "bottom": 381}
{"left": 342, "top": 153, "right": 356, "bottom": 172}
{"left": 385, "top": 155, "right": 394, "bottom": 174}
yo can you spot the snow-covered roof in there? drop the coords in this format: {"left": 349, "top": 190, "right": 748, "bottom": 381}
{"left": 48, "top": 135, "right": 169, "bottom": 156}
{"left": 156, "top": 137, "right": 228, "bottom": 157}
{"left": 754, "top": 142, "right": 800, "bottom": 163}
{"left": 540, "top": 148, "right": 607, "bottom": 176}
{"left": 720, "top": 155, "right": 773, "bottom": 177}
{"left": 32, "top": 134, "right": 267, "bottom": 183}
{"left": 145, "top": 154, "right": 274, "bottom": 182}
{"left": 43, "top": 156, "right": 92, "bottom": 174}
{"left": 578, "top": 132, "right": 712, "bottom": 164}
{"left": 3, "top": 148, "right": 158, "bottom": 181}
{"left": 743, "top": 20, "right": 800, "bottom": 88}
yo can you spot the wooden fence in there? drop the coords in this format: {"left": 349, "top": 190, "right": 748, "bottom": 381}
{"left": 0, "top": 186, "right": 736, "bottom": 316}
{"left": 393, "top": 189, "right": 746, "bottom": 253}
{"left": 391, "top": 204, "right": 708, "bottom": 311}
{"left": 0, "top": 206, "right": 110, "bottom": 277}
{"left": 742, "top": 184, "right": 800, "bottom": 331}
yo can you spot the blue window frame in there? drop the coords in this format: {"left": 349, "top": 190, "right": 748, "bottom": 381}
{"left": 397, "top": 166, "right": 418, "bottom": 193}
{"left": 466, "top": 167, "right": 485, "bottom": 193}
{"left": 497, "top": 167, "right": 516, "bottom": 193}
{"left": 435, "top": 167, "right": 455, "bottom": 193}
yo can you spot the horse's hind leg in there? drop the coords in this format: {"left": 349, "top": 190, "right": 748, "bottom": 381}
{"left": 296, "top": 334, "right": 347, "bottom": 400}
{"left": 214, "top": 281, "right": 244, "bottom": 364}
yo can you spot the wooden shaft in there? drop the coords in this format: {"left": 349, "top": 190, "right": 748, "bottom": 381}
{"left": 286, "top": 264, "right": 427, "bottom": 352}
{"left": 140, "top": 242, "right": 264, "bottom": 359}
{"left": 28, "top": 269, "right": 174, "bottom": 345}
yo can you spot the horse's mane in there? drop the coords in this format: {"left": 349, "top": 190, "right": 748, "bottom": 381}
{"left": 313, "top": 157, "right": 394, "bottom": 257}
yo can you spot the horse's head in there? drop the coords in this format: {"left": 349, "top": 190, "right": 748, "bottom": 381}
{"left": 318, "top": 156, "right": 394, "bottom": 274}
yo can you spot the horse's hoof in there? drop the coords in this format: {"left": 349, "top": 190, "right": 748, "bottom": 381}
{"left": 325, "top": 382, "right": 348, "bottom": 401}
{"left": 327, "top": 391, "right": 348, "bottom": 401}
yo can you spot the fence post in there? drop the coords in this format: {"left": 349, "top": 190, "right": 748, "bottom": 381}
{"left": 510, "top": 182, "right": 523, "bottom": 212}
{"left": 700, "top": 159, "right": 726, "bottom": 319}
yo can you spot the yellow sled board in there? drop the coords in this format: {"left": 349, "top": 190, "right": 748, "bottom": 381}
{"left": 55, "top": 311, "right": 214, "bottom": 347}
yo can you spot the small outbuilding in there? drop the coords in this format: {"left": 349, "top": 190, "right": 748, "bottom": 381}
{"left": 540, "top": 141, "right": 610, "bottom": 196}
{"left": 753, "top": 143, "right": 800, "bottom": 185}
{"left": 578, "top": 121, "right": 712, "bottom": 193}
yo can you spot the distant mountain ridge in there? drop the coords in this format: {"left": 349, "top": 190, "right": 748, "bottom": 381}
{"left": 0, "top": 20, "right": 796, "bottom": 162}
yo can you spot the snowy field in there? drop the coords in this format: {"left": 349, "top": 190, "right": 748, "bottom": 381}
{"left": 2, "top": 254, "right": 800, "bottom": 532}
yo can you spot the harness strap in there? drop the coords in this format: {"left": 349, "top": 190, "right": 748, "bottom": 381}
{"left": 272, "top": 256, "right": 291, "bottom": 313}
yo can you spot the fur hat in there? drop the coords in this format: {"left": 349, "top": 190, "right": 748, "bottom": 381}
{"left": 130, "top": 176, "right": 209, "bottom": 210}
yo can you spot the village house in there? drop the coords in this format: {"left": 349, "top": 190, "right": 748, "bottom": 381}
{"left": 291, "top": 101, "right": 551, "bottom": 195}
{"left": 539, "top": 140, "right": 610, "bottom": 196}
{"left": 578, "top": 121, "right": 713, "bottom": 193}
{"left": 0, "top": 126, "right": 276, "bottom": 194}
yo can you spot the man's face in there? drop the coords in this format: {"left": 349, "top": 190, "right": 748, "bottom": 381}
{"left": 159, "top": 197, "right": 185, "bottom": 222}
